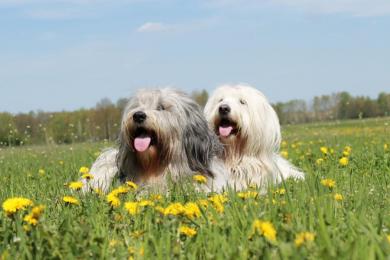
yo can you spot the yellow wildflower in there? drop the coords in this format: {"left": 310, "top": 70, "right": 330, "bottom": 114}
{"left": 184, "top": 202, "right": 201, "bottom": 219}
{"left": 237, "top": 191, "right": 258, "bottom": 199}
{"left": 179, "top": 225, "right": 197, "bottom": 237}
{"left": 126, "top": 181, "right": 138, "bottom": 190}
{"left": 343, "top": 147, "right": 351, "bottom": 157}
{"left": 208, "top": 194, "right": 227, "bottom": 213}
{"left": 387, "top": 234, "right": 390, "bottom": 243}
{"left": 294, "top": 232, "right": 315, "bottom": 247}
{"left": 280, "top": 150, "right": 288, "bottom": 159}
{"left": 321, "top": 178, "right": 336, "bottom": 188}
{"left": 2, "top": 197, "right": 33, "bottom": 216}
{"left": 79, "top": 166, "right": 89, "bottom": 174}
{"left": 124, "top": 202, "right": 139, "bottom": 215}
{"left": 320, "top": 147, "right": 328, "bottom": 155}
{"left": 193, "top": 174, "right": 207, "bottom": 184}
{"left": 334, "top": 193, "right": 343, "bottom": 201}
{"left": 62, "top": 196, "right": 79, "bottom": 205}
{"left": 81, "top": 173, "right": 94, "bottom": 180}
{"left": 23, "top": 214, "right": 38, "bottom": 226}
{"left": 197, "top": 199, "right": 209, "bottom": 208}
{"left": 274, "top": 188, "right": 286, "bottom": 195}
{"left": 162, "top": 203, "right": 185, "bottom": 216}
{"left": 316, "top": 158, "right": 324, "bottom": 165}
{"left": 339, "top": 157, "right": 349, "bottom": 166}
{"left": 385, "top": 144, "right": 389, "bottom": 151}
{"left": 106, "top": 193, "right": 121, "bottom": 208}
{"left": 68, "top": 181, "right": 83, "bottom": 191}
{"left": 110, "top": 186, "right": 130, "bottom": 196}
{"left": 251, "top": 220, "right": 277, "bottom": 241}
{"left": 38, "top": 169, "right": 45, "bottom": 176}
{"left": 59, "top": 160, "right": 64, "bottom": 165}
{"left": 138, "top": 200, "right": 154, "bottom": 207}
{"left": 31, "top": 205, "right": 45, "bottom": 218}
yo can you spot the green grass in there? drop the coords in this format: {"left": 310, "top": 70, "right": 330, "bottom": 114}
{"left": 1, "top": 118, "right": 390, "bottom": 259}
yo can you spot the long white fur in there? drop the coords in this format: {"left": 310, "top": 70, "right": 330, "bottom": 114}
{"left": 204, "top": 84, "right": 304, "bottom": 191}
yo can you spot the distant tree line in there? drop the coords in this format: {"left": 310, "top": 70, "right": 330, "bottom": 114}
{"left": 0, "top": 90, "right": 389, "bottom": 146}
{"left": 273, "top": 92, "right": 390, "bottom": 124}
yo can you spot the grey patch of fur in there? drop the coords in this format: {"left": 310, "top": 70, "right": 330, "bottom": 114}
{"left": 83, "top": 88, "right": 228, "bottom": 193}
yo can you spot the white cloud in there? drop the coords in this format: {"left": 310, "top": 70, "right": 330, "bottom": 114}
{"left": 136, "top": 22, "right": 170, "bottom": 33}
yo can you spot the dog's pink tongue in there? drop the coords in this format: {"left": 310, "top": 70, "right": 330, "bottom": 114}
{"left": 134, "top": 137, "right": 151, "bottom": 152}
{"left": 219, "top": 126, "right": 233, "bottom": 137}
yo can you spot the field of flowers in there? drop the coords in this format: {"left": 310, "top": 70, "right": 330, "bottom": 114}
{"left": 1, "top": 118, "right": 390, "bottom": 259}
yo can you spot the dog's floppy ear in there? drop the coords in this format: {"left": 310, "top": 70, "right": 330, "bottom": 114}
{"left": 182, "top": 100, "right": 223, "bottom": 178}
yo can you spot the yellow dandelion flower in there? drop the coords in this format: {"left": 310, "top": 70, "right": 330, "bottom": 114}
{"left": 384, "top": 144, "right": 389, "bottom": 151}
{"left": 193, "top": 174, "right": 207, "bottom": 184}
{"left": 79, "top": 166, "right": 89, "bottom": 174}
{"left": 208, "top": 194, "right": 227, "bottom": 213}
{"left": 251, "top": 220, "right": 277, "bottom": 241}
{"left": 320, "top": 146, "right": 328, "bottom": 155}
{"left": 23, "top": 214, "right": 38, "bottom": 226}
{"left": 387, "top": 234, "right": 390, "bottom": 243}
{"left": 197, "top": 199, "right": 209, "bottom": 208}
{"left": 163, "top": 203, "right": 185, "bottom": 216}
{"left": 334, "top": 193, "right": 343, "bottom": 201}
{"left": 2, "top": 197, "right": 33, "bottom": 216}
{"left": 124, "top": 202, "right": 139, "bottom": 215}
{"left": 274, "top": 188, "right": 286, "bottom": 195}
{"left": 81, "top": 173, "right": 94, "bottom": 180}
{"left": 126, "top": 181, "right": 138, "bottom": 190}
{"left": 68, "top": 181, "right": 83, "bottom": 191}
{"left": 343, "top": 146, "right": 352, "bottom": 155}
{"left": 316, "top": 158, "right": 324, "bottom": 165}
{"left": 62, "top": 196, "right": 79, "bottom": 205}
{"left": 294, "top": 232, "right": 315, "bottom": 247}
{"left": 237, "top": 191, "right": 258, "bottom": 199}
{"left": 184, "top": 202, "right": 201, "bottom": 219}
{"left": 280, "top": 150, "right": 288, "bottom": 159}
{"left": 106, "top": 194, "right": 120, "bottom": 208}
{"left": 110, "top": 186, "right": 130, "bottom": 196}
{"left": 59, "top": 160, "right": 64, "bottom": 165}
{"left": 339, "top": 157, "right": 349, "bottom": 166}
{"left": 38, "top": 169, "right": 45, "bottom": 176}
{"left": 31, "top": 205, "right": 45, "bottom": 218}
{"left": 138, "top": 200, "right": 154, "bottom": 207}
{"left": 321, "top": 178, "right": 336, "bottom": 188}
{"left": 179, "top": 225, "right": 197, "bottom": 237}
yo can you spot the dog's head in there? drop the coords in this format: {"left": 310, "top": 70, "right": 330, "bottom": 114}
{"left": 204, "top": 84, "right": 281, "bottom": 158}
{"left": 118, "top": 88, "right": 222, "bottom": 182}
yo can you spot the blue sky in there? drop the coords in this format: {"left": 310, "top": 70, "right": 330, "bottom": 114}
{"left": 1, "top": 0, "right": 389, "bottom": 113}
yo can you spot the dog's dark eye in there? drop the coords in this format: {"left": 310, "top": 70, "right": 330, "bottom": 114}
{"left": 157, "top": 104, "right": 165, "bottom": 111}
{"left": 240, "top": 99, "right": 247, "bottom": 105}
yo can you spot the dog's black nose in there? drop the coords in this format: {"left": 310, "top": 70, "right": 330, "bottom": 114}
{"left": 219, "top": 104, "right": 231, "bottom": 115}
{"left": 133, "top": 111, "right": 147, "bottom": 123}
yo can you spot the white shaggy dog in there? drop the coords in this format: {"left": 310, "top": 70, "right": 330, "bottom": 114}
{"left": 82, "top": 88, "right": 228, "bottom": 193}
{"left": 204, "top": 84, "right": 304, "bottom": 191}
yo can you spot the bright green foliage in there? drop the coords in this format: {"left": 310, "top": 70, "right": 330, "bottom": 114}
{"left": 1, "top": 118, "right": 390, "bottom": 259}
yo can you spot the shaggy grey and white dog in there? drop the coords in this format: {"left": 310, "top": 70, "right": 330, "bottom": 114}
{"left": 82, "top": 88, "right": 228, "bottom": 193}
{"left": 204, "top": 84, "right": 305, "bottom": 191}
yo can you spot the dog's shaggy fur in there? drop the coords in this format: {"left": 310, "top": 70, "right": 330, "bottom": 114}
{"left": 82, "top": 88, "right": 227, "bottom": 193}
{"left": 204, "top": 84, "right": 304, "bottom": 191}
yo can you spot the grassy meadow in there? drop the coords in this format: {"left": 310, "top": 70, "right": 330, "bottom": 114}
{"left": 1, "top": 118, "right": 390, "bottom": 259}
